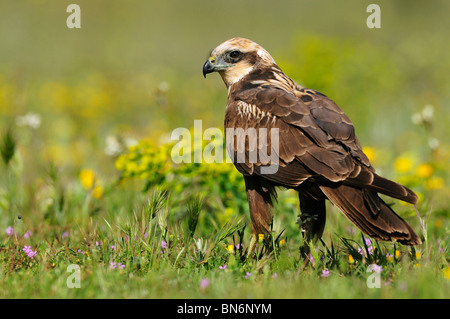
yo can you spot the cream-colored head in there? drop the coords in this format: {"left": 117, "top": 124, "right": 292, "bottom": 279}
{"left": 203, "top": 38, "right": 276, "bottom": 87}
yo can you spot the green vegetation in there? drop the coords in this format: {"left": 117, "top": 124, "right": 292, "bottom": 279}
{"left": 0, "top": 0, "right": 448, "bottom": 298}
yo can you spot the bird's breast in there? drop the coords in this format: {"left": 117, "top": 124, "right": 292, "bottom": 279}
{"left": 233, "top": 101, "right": 277, "bottom": 125}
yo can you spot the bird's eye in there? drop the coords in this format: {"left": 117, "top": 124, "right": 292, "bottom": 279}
{"left": 228, "top": 50, "right": 242, "bottom": 60}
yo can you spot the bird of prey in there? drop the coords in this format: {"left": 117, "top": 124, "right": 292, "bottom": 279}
{"left": 203, "top": 37, "right": 421, "bottom": 255}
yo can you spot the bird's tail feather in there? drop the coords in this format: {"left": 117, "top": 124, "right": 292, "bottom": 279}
{"left": 320, "top": 184, "right": 421, "bottom": 245}
{"left": 346, "top": 170, "right": 418, "bottom": 205}
{"left": 369, "top": 174, "right": 418, "bottom": 205}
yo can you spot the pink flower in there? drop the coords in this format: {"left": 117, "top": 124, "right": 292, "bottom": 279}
{"left": 358, "top": 245, "right": 373, "bottom": 255}
{"left": 22, "top": 246, "right": 37, "bottom": 259}
{"left": 199, "top": 278, "right": 210, "bottom": 289}
{"left": 346, "top": 226, "right": 356, "bottom": 235}
{"left": 23, "top": 230, "right": 32, "bottom": 239}
{"left": 219, "top": 265, "right": 227, "bottom": 270}
{"left": 244, "top": 272, "right": 252, "bottom": 279}
{"left": 321, "top": 269, "right": 330, "bottom": 278}
{"left": 6, "top": 226, "right": 14, "bottom": 236}
{"left": 110, "top": 261, "right": 125, "bottom": 270}
{"left": 372, "top": 264, "right": 383, "bottom": 273}
{"left": 160, "top": 240, "right": 167, "bottom": 253}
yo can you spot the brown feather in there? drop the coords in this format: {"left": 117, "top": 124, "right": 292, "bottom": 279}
{"left": 244, "top": 175, "right": 275, "bottom": 236}
{"left": 320, "top": 184, "right": 421, "bottom": 245}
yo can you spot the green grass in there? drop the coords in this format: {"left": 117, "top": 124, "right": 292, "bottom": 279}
{"left": 0, "top": 176, "right": 448, "bottom": 298}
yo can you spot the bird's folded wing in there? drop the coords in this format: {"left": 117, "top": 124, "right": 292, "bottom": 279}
{"left": 226, "top": 86, "right": 371, "bottom": 184}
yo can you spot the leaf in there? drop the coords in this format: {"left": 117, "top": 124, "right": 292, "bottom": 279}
{"left": 0, "top": 129, "right": 16, "bottom": 166}
{"left": 187, "top": 195, "right": 203, "bottom": 238}
{"left": 147, "top": 188, "right": 169, "bottom": 220}
{"left": 212, "top": 216, "right": 245, "bottom": 248}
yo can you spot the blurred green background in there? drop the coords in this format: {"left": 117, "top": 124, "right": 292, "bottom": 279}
{"left": 0, "top": 0, "right": 449, "bottom": 191}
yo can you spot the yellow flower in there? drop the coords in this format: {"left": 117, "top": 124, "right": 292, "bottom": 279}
{"left": 258, "top": 234, "right": 264, "bottom": 242}
{"left": 92, "top": 186, "right": 103, "bottom": 199}
{"left": 416, "top": 163, "right": 433, "bottom": 178}
{"left": 348, "top": 255, "right": 355, "bottom": 264}
{"left": 79, "top": 169, "right": 95, "bottom": 189}
{"left": 415, "top": 252, "right": 421, "bottom": 260}
{"left": 395, "top": 250, "right": 401, "bottom": 258}
{"left": 362, "top": 146, "right": 376, "bottom": 163}
{"left": 114, "top": 154, "right": 127, "bottom": 171}
{"left": 387, "top": 255, "right": 393, "bottom": 263}
{"left": 125, "top": 161, "right": 139, "bottom": 175}
{"left": 394, "top": 156, "right": 413, "bottom": 173}
{"left": 279, "top": 239, "right": 286, "bottom": 247}
{"left": 424, "top": 177, "right": 444, "bottom": 190}
{"left": 226, "top": 244, "right": 234, "bottom": 253}
{"left": 443, "top": 267, "right": 450, "bottom": 280}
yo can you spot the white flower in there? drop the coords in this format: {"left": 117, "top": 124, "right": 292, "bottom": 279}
{"left": 158, "top": 81, "right": 170, "bottom": 93}
{"left": 428, "top": 137, "right": 440, "bottom": 150}
{"left": 411, "top": 113, "right": 422, "bottom": 125}
{"left": 16, "top": 113, "right": 41, "bottom": 129}
{"left": 421, "top": 104, "right": 434, "bottom": 122}
{"left": 104, "top": 135, "right": 123, "bottom": 156}
{"left": 411, "top": 105, "right": 435, "bottom": 125}
{"left": 124, "top": 137, "right": 137, "bottom": 148}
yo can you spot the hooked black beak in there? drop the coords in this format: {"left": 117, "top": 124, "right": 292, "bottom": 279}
{"left": 203, "top": 59, "right": 215, "bottom": 78}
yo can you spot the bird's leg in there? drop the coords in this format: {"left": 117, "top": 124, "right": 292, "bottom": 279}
{"left": 297, "top": 212, "right": 314, "bottom": 266}
{"left": 244, "top": 176, "right": 274, "bottom": 259}
{"left": 297, "top": 192, "right": 326, "bottom": 265}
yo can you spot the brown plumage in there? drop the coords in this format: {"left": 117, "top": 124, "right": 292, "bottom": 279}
{"left": 203, "top": 37, "right": 421, "bottom": 252}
